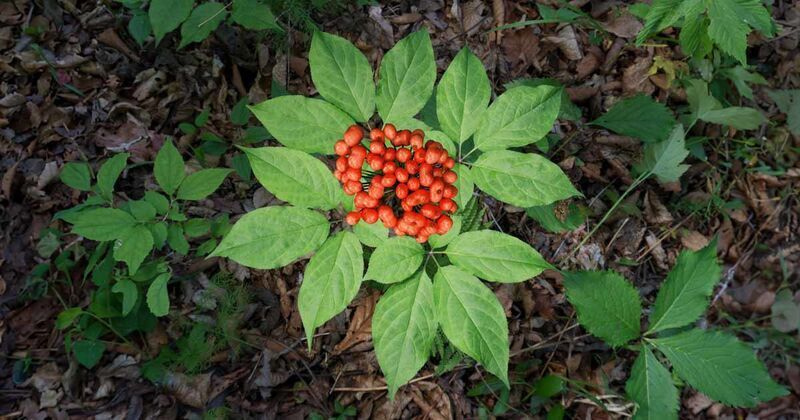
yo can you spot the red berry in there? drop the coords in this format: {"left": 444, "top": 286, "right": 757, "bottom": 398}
{"left": 425, "top": 149, "right": 441, "bottom": 165}
{"left": 410, "top": 133, "right": 424, "bottom": 149}
{"left": 383, "top": 161, "right": 397, "bottom": 173}
{"left": 369, "top": 141, "right": 385, "bottom": 154}
{"left": 381, "top": 173, "right": 397, "bottom": 187}
{"left": 361, "top": 208, "right": 379, "bottom": 224}
{"left": 370, "top": 128, "right": 385, "bottom": 142}
{"left": 344, "top": 125, "right": 363, "bottom": 147}
{"left": 396, "top": 148, "right": 411, "bottom": 163}
{"left": 336, "top": 156, "right": 348, "bottom": 172}
{"left": 407, "top": 177, "right": 421, "bottom": 191}
{"left": 443, "top": 170, "right": 457, "bottom": 184}
{"left": 345, "top": 167, "right": 361, "bottom": 182}
{"left": 383, "top": 124, "right": 397, "bottom": 140}
{"left": 407, "top": 190, "right": 430, "bottom": 206}
{"left": 395, "top": 168, "right": 409, "bottom": 183}
{"left": 383, "top": 148, "right": 396, "bottom": 162}
{"left": 344, "top": 180, "right": 361, "bottom": 195}
{"left": 436, "top": 215, "right": 453, "bottom": 234}
{"left": 345, "top": 211, "right": 360, "bottom": 225}
{"left": 421, "top": 203, "right": 442, "bottom": 220}
{"left": 334, "top": 140, "right": 349, "bottom": 156}
{"left": 396, "top": 183, "right": 409, "bottom": 199}
{"left": 369, "top": 183, "right": 384, "bottom": 199}
{"left": 443, "top": 185, "right": 458, "bottom": 199}
{"left": 419, "top": 172, "right": 433, "bottom": 187}
{"left": 406, "top": 161, "right": 419, "bottom": 175}
{"left": 368, "top": 155, "right": 384, "bottom": 171}
{"left": 430, "top": 179, "right": 445, "bottom": 202}
{"left": 444, "top": 157, "right": 456, "bottom": 169}
{"left": 395, "top": 130, "right": 411, "bottom": 146}
{"left": 414, "top": 148, "right": 426, "bottom": 163}
{"left": 439, "top": 198, "right": 457, "bottom": 213}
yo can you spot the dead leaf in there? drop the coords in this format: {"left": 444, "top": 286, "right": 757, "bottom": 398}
{"left": 685, "top": 392, "right": 713, "bottom": 415}
{"left": 333, "top": 290, "right": 379, "bottom": 354}
{"left": 644, "top": 192, "right": 674, "bottom": 224}
{"left": 163, "top": 371, "right": 211, "bottom": 408}
{"left": 623, "top": 56, "right": 655, "bottom": 95}
{"left": 680, "top": 230, "right": 709, "bottom": 251}
{"left": 603, "top": 14, "right": 643, "bottom": 39}
{"left": 544, "top": 25, "right": 583, "bottom": 61}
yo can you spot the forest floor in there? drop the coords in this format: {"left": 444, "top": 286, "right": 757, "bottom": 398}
{"left": 1, "top": 0, "right": 799, "bottom": 418}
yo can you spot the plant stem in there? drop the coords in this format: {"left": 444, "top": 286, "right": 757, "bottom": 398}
{"left": 567, "top": 171, "right": 651, "bottom": 259}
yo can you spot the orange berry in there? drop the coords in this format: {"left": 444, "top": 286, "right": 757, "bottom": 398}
{"left": 406, "top": 161, "right": 419, "bottom": 175}
{"left": 443, "top": 170, "right": 457, "bottom": 184}
{"left": 430, "top": 179, "right": 445, "bottom": 202}
{"left": 383, "top": 124, "right": 397, "bottom": 140}
{"left": 443, "top": 185, "right": 458, "bottom": 199}
{"left": 395, "top": 168, "right": 409, "bottom": 183}
{"left": 421, "top": 203, "right": 442, "bottom": 220}
{"left": 444, "top": 157, "right": 456, "bottom": 169}
{"left": 361, "top": 208, "right": 379, "bottom": 224}
{"left": 370, "top": 128, "right": 385, "bottom": 142}
{"left": 383, "top": 148, "right": 396, "bottom": 161}
{"left": 368, "top": 155, "right": 384, "bottom": 171}
{"left": 345, "top": 211, "right": 361, "bottom": 225}
{"left": 396, "top": 148, "right": 411, "bottom": 163}
{"left": 395, "top": 183, "right": 409, "bottom": 199}
{"left": 369, "top": 183, "right": 384, "bottom": 200}
{"left": 439, "top": 198, "right": 457, "bottom": 213}
{"left": 334, "top": 140, "right": 349, "bottom": 156}
{"left": 425, "top": 149, "right": 441, "bottom": 165}
{"left": 345, "top": 167, "right": 361, "bottom": 182}
{"left": 344, "top": 180, "right": 361, "bottom": 195}
{"left": 369, "top": 141, "right": 385, "bottom": 154}
{"left": 344, "top": 125, "right": 363, "bottom": 146}
{"left": 381, "top": 173, "right": 397, "bottom": 187}
{"left": 336, "top": 156, "right": 348, "bottom": 172}
{"left": 436, "top": 215, "right": 453, "bottom": 234}
{"left": 407, "top": 177, "right": 421, "bottom": 191}
{"left": 410, "top": 133, "right": 424, "bottom": 149}
{"left": 383, "top": 161, "right": 397, "bottom": 173}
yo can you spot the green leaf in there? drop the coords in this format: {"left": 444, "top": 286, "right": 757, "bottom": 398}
{"left": 472, "top": 86, "right": 561, "bottom": 151}
{"left": 74, "top": 339, "right": 106, "bottom": 368}
{"left": 154, "top": 140, "right": 185, "bottom": 195}
{"left": 183, "top": 218, "right": 211, "bottom": 238}
{"left": 700, "top": 107, "right": 765, "bottom": 130}
{"left": 166, "top": 224, "right": 190, "bottom": 255}
{"left": 373, "top": 270, "right": 437, "bottom": 398}
{"left": 626, "top": 344, "right": 679, "bottom": 420}
{"left": 651, "top": 329, "right": 788, "bottom": 407}
{"left": 679, "top": 14, "right": 713, "bottom": 60}
{"left": 127, "top": 200, "right": 157, "bottom": 221}
{"left": 766, "top": 89, "right": 800, "bottom": 135}
{"left": 727, "top": 0, "right": 776, "bottom": 36}
{"left": 434, "top": 265, "right": 509, "bottom": 387}
{"left": 113, "top": 225, "right": 154, "bottom": 275}
{"left": 298, "top": 232, "right": 363, "bottom": 346}
{"left": 591, "top": 95, "right": 676, "bottom": 142}
{"left": 364, "top": 236, "right": 424, "bottom": 284}
{"left": 146, "top": 272, "right": 171, "bottom": 317}
{"left": 245, "top": 147, "right": 339, "bottom": 210}
{"left": 149, "top": 222, "right": 168, "bottom": 248}
{"left": 526, "top": 203, "right": 585, "bottom": 233}
{"left": 635, "top": 0, "right": 688, "bottom": 44}
{"left": 707, "top": 0, "right": 750, "bottom": 64}
{"left": 721, "top": 66, "right": 767, "bottom": 100}
{"left": 60, "top": 162, "right": 91, "bottom": 191}
{"left": 97, "top": 153, "right": 129, "bottom": 201}
{"left": 452, "top": 164, "right": 473, "bottom": 211}
{"left": 353, "top": 220, "right": 388, "bottom": 248}
{"left": 149, "top": 0, "right": 193, "bottom": 45}
{"left": 176, "top": 168, "right": 232, "bottom": 200}
{"left": 112, "top": 279, "right": 139, "bottom": 316}
{"left": 310, "top": 31, "right": 375, "bottom": 122}
{"left": 249, "top": 96, "right": 354, "bottom": 155}
{"left": 128, "top": 9, "right": 152, "bottom": 46}
{"left": 56, "top": 308, "right": 83, "bottom": 329}
{"left": 71, "top": 208, "right": 137, "bottom": 241}
{"left": 470, "top": 150, "right": 580, "bottom": 207}
{"left": 436, "top": 48, "right": 491, "bottom": 144}
{"left": 445, "top": 230, "right": 551, "bottom": 283}
{"left": 231, "top": 0, "right": 280, "bottom": 31}
{"left": 634, "top": 124, "right": 689, "bottom": 183}
{"left": 504, "top": 78, "right": 581, "bottom": 121}
{"left": 178, "top": 2, "right": 227, "bottom": 49}
{"left": 648, "top": 240, "right": 721, "bottom": 333}
{"left": 211, "top": 206, "right": 329, "bottom": 269}
{"left": 230, "top": 97, "right": 250, "bottom": 125}
{"left": 376, "top": 30, "right": 436, "bottom": 123}
{"left": 143, "top": 191, "right": 170, "bottom": 214}
{"left": 562, "top": 271, "right": 642, "bottom": 346}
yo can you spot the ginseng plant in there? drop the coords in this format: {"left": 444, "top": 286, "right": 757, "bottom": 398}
{"left": 210, "top": 30, "right": 580, "bottom": 397}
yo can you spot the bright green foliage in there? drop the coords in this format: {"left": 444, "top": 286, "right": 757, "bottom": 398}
{"left": 451, "top": 164, "right": 473, "bottom": 210}
{"left": 648, "top": 240, "right": 721, "bottom": 333}
{"left": 178, "top": 2, "right": 227, "bottom": 49}
{"left": 626, "top": 344, "right": 679, "bottom": 420}
{"left": 310, "top": 31, "right": 375, "bottom": 122}
{"left": 97, "top": 153, "right": 129, "bottom": 201}
{"left": 212, "top": 206, "right": 329, "bottom": 269}
{"left": 167, "top": 224, "right": 190, "bottom": 255}
{"left": 637, "top": 0, "right": 775, "bottom": 64}
{"left": 112, "top": 279, "right": 139, "bottom": 316}
{"left": 245, "top": 147, "right": 340, "bottom": 210}
{"left": 149, "top": 0, "right": 193, "bottom": 45}
{"left": 445, "top": 230, "right": 551, "bottom": 283}
{"left": 562, "top": 271, "right": 642, "bottom": 347}
{"left": 72, "top": 208, "right": 136, "bottom": 241}
{"left": 60, "top": 162, "right": 91, "bottom": 191}
{"left": 249, "top": 96, "right": 354, "bottom": 154}
{"left": 298, "top": 232, "right": 363, "bottom": 346}
{"left": 230, "top": 0, "right": 280, "bottom": 31}
{"left": 113, "top": 225, "right": 154, "bottom": 275}
{"left": 591, "top": 95, "right": 676, "bottom": 143}
{"left": 652, "top": 329, "right": 787, "bottom": 407}
{"left": 472, "top": 86, "right": 561, "bottom": 151}
{"left": 376, "top": 30, "right": 436, "bottom": 123}
{"left": 436, "top": 48, "right": 491, "bottom": 144}
{"left": 504, "top": 78, "right": 582, "bottom": 122}
{"left": 146, "top": 272, "right": 171, "bottom": 316}
{"left": 471, "top": 150, "right": 581, "bottom": 207}
{"left": 176, "top": 168, "right": 233, "bottom": 200}
{"left": 154, "top": 140, "right": 185, "bottom": 195}
{"left": 634, "top": 125, "right": 689, "bottom": 183}
{"left": 364, "top": 237, "right": 424, "bottom": 284}
{"left": 434, "top": 266, "right": 509, "bottom": 387}
{"left": 373, "top": 271, "right": 437, "bottom": 398}
{"left": 721, "top": 66, "right": 767, "bottom": 100}
{"left": 352, "top": 221, "right": 388, "bottom": 248}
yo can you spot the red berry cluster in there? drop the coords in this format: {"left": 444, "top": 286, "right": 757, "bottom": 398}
{"left": 333, "top": 124, "right": 459, "bottom": 243}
